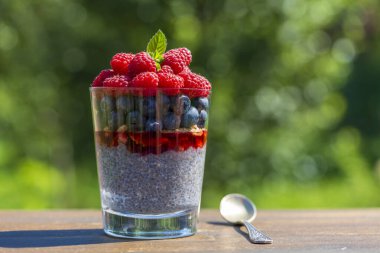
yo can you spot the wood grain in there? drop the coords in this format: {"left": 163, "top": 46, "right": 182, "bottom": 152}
{"left": 0, "top": 209, "right": 379, "bottom": 252}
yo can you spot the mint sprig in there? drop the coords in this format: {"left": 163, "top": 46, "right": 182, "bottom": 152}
{"left": 146, "top": 29, "right": 167, "bottom": 70}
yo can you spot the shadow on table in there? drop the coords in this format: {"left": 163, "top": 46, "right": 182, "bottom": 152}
{"left": 207, "top": 221, "right": 251, "bottom": 243}
{"left": 0, "top": 229, "right": 129, "bottom": 248}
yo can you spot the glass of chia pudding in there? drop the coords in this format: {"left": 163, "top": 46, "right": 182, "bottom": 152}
{"left": 89, "top": 30, "right": 212, "bottom": 239}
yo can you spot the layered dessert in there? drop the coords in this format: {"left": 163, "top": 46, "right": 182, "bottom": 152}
{"left": 90, "top": 30, "right": 212, "bottom": 216}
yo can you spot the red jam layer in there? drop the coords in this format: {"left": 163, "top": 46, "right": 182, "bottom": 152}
{"left": 95, "top": 130, "right": 207, "bottom": 155}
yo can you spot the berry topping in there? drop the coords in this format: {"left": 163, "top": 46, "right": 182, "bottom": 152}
{"left": 193, "top": 97, "right": 209, "bottom": 111}
{"left": 137, "top": 97, "right": 156, "bottom": 116}
{"left": 181, "top": 107, "right": 199, "bottom": 128}
{"left": 145, "top": 119, "right": 162, "bottom": 132}
{"left": 91, "top": 30, "right": 212, "bottom": 154}
{"left": 127, "top": 52, "right": 156, "bottom": 78}
{"left": 157, "top": 94, "right": 171, "bottom": 116}
{"left": 163, "top": 112, "right": 181, "bottom": 130}
{"left": 158, "top": 65, "right": 174, "bottom": 74}
{"left": 130, "top": 72, "right": 159, "bottom": 96}
{"left": 157, "top": 72, "right": 184, "bottom": 95}
{"left": 92, "top": 69, "right": 114, "bottom": 87}
{"left": 108, "top": 111, "right": 118, "bottom": 131}
{"left": 172, "top": 95, "right": 191, "bottom": 115}
{"left": 198, "top": 110, "right": 208, "bottom": 128}
{"left": 127, "top": 111, "right": 145, "bottom": 131}
{"left": 103, "top": 75, "right": 129, "bottom": 88}
{"left": 178, "top": 66, "right": 191, "bottom": 75}
{"left": 116, "top": 96, "right": 134, "bottom": 113}
{"left": 110, "top": 53, "right": 134, "bottom": 74}
{"left": 162, "top": 47, "right": 192, "bottom": 74}
{"left": 117, "top": 111, "right": 126, "bottom": 128}
{"left": 100, "top": 95, "right": 115, "bottom": 114}
{"left": 178, "top": 72, "right": 211, "bottom": 97}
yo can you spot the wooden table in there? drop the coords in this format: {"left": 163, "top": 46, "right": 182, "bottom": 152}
{"left": 0, "top": 209, "right": 379, "bottom": 252}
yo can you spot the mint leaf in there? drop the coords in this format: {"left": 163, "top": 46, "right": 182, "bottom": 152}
{"left": 156, "top": 55, "right": 164, "bottom": 63}
{"left": 146, "top": 29, "right": 167, "bottom": 60}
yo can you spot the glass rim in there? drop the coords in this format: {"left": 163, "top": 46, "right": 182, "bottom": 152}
{"left": 89, "top": 87, "right": 212, "bottom": 92}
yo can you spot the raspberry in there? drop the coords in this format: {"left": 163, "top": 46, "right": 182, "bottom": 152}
{"left": 127, "top": 52, "right": 156, "bottom": 78}
{"left": 166, "top": 48, "right": 192, "bottom": 65}
{"left": 162, "top": 48, "right": 192, "bottom": 74}
{"left": 178, "top": 72, "right": 211, "bottom": 97}
{"left": 158, "top": 65, "right": 174, "bottom": 74}
{"left": 92, "top": 69, "right": 114, "bottom": 87}
{"left": 130, "top": 72, "right": 159, "bottom": 96}
{"left": 157, "top": 72, "right": 184, "bottom": 95}
{"left": 103, "top": 75, "right": 129, "bottom": 87}
{"left": 110, "top": 53, "right": 134, "bottom": 74}
{"left": 178, "top": 66, "right": 190, "bottom": 75}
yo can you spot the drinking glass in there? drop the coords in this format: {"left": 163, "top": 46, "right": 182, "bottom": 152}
{"left": 90, "top": 87, "right": 211, "bottom": 239}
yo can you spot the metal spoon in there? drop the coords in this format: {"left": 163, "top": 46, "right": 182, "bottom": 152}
{"left": 220, "top": 193, "right": 273, "bottom": 244}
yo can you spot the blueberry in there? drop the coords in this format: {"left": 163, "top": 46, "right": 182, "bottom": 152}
{"left": 117, "top": 111, "right": 126, "bottom": 128}
{"left": 197, "top": 110, "right": 208, "bottom": 128}
{"left": 145, "top": 118, "right": 162, "bottom": 132}
{"left": 163, "top": 112, "right": 181, "bottom": 130}
{"left": 193, "top": 97, "right": 209, "bottom": 111}
{"left": 172, "top": 95, "right": 191, "bottom": 115}
{"left": 127, "top": 111, "right": 145, "bottom": 131}
{"left": 100, "top": 96, "right": 115, "bottom": 114}
{"left": 132, "top": 96, "right": 142, "bottom": 109}
{"left": 157, "top": 94, "right": 171, "bottom": 116}
{"left": 108, "top": 111, "right": 118, "bottom": 131}
{"left": 116, "top": 96, "right": 133, "bottom": 113}
{"left": 181, "top": 107, "right": 199, "bottom": 128}
{"left": 136, "top": 97, "right": 156, "bottom": 117}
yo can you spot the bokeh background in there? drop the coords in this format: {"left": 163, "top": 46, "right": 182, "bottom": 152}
{"left": 1, "top": 0, "right": 380, "bottom": 209}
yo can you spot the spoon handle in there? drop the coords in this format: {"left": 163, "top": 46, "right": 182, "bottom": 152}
{"left": 243, "top": 220, "right": 273, "bottom": 244}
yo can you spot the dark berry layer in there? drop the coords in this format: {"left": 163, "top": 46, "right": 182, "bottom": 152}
{"left": 95, "top": 129, "right": 207, "bottom": 155}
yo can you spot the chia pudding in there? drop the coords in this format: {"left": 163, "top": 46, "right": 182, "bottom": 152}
{"left": 97, "top": 144, "right": 206, "bottom": 214}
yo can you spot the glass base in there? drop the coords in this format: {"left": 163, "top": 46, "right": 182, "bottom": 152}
{"left": 102, "top": 208, "right": 198, "bottom": 239}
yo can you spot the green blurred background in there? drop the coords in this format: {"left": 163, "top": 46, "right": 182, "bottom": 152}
{"left": 1, "top": 0, "right": 380, "bottom": 209}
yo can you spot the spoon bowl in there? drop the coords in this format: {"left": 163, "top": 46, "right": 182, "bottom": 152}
{"left": 219, "top": 193, "right": 273, "bottom": 244}
{"left": 220, "top": 193, "right": 257, "bottom": 224}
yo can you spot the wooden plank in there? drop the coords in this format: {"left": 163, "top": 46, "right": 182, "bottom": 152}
{"left": 0, "top": 209, "right": 379, "bottom": 252}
